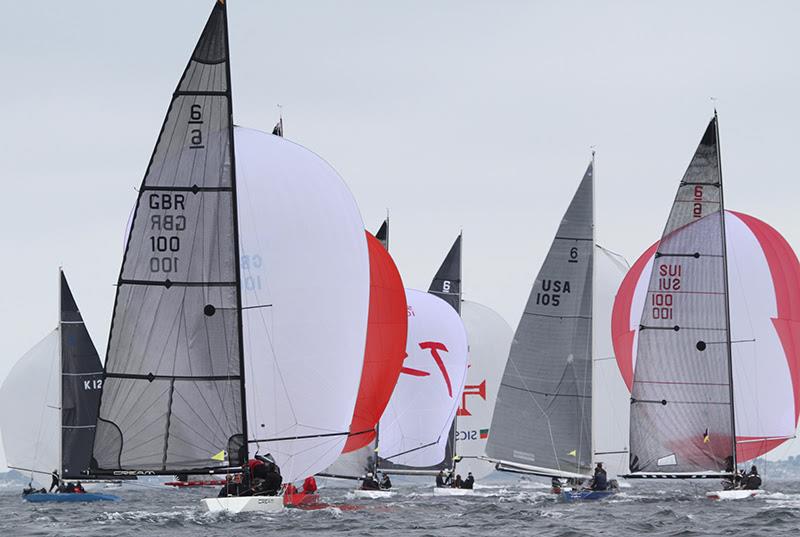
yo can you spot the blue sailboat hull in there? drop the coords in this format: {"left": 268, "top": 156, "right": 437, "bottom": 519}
{"left": 560, "top": 490, "right": 616, "bottom": 501}
{"left": 23, "top": 492, "right": 120, "bottom": 503}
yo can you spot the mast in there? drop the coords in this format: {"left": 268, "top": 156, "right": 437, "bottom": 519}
{"left": 57, "top": 267, "right": 63, "bottom": 482}
{"left": 374, "top": 215, "right": 389, "bottom": 475}
{"left": 716, "top": 111, "right": 737, "bottom": 473}
{"left": 589, "top": 151, "right": 597, "bottom": 468}
{"left": 221, "top": 0, "right": 249, "bottom": 472}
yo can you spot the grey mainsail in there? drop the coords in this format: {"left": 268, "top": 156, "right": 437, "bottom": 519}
{"left": 375, "top": 219, "right": 389, "bottom": 251}
{"left": 428, "top": 234, "right": 462, "bottom": 314}
{"left": 628, "top": 116, "right": 735, "bottom": 476}
{"left": 60, "top": 271, "right": 104, "bottom": 479}
{"left": 92, "top": 1, "right": 246, "bottom": 474}
{"left": 486, "top": 164, "right": 594, "bottom": 478}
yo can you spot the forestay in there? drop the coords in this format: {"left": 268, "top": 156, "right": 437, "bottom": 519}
{"left": 0, "top": 331, "right": 60, "bottom": 487}
{"left": 628, "top": 117, "right": 735, "bottom": 475}
{"left": 235, "top": 127, "right": 370, "bottom": 483}
{"left": 379, "top": 289, "right": 468, "bottom": 470}
{"left": 486, "top": 164, "right": 594, "bottom": 478}
{"left": 93, "top": 2, "right": 245, "bottom": 473}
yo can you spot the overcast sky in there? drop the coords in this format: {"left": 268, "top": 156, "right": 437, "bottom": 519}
{"left": 1, "top": 1, "right": 799, "bottom": 466}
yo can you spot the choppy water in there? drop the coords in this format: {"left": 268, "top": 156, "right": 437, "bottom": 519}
{"left": 2, "top": 475, "right": 799, "bottom": 536}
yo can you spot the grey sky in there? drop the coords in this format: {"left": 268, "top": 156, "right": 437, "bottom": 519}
{"left": 1, "top": 1, "right": 799, "bottom": 464}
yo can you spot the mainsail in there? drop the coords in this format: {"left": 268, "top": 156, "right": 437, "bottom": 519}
{"left": 60, "top": 271, "right": 104, "bottom": 479}
{"left": 378, "top": 289, "right": 468, "bottom": 472}
{"left": 486, "top": 163, "right": 594, "bottom": 478}
{"left": 93, "top": 1, "right": 246, "bottom": 474}
{"left": 628, "top": 116, "right": 736, "bottom": 476}
{"left": 429, "top": 234, "right": 462, "bottom": 314}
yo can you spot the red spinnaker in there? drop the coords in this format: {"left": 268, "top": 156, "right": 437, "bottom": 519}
{"left": 342, "top": 232, "right": 408, "bottom": 453}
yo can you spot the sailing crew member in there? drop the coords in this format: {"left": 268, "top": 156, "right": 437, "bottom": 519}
{"left": 436, "top": 470, "right": 446, "bottom": 488}
{"left": 463, "top": 472, "right": 474, "bottom": 490}
{"left": 49, "top": 469, "right": 60, "bottom": 493}
{"left": 551, "top": 477, "right": 563, "bottom": 494}
{"left": 742, "top": 465, "right": 761, "bottom": 490}
{"left": 590, "top": 462, "right": 608, "bottom": 491}
{"left": 380, "top": 473, "right": 392, "bottom": 490}
{"left": 361, "top": 472, "right": 380, "bottom": 490}
{"left": 302, "top": 476, "right": 318, "bottom": 494}
{"left": 453, "top": 474, "right": 463, "bottom": 489}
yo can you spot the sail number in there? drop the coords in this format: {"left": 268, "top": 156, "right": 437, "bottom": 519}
{"left": 652, "top": 264, "right": 682, "bottom": 320}
{"left": 692, "top": 185, "right": 703, "bottom": 218}
{"left": 148, "top": 193, "right": 186, "bottom": 273}
{"left": 535, "top": 279, "right": 571, "bottom": 307}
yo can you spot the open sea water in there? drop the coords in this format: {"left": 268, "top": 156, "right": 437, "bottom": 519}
{"left": 1, "top": 475, "right": 799, "bottom": 536}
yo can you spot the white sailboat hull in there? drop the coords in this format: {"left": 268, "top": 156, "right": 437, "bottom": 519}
{"left": 433, "top": 487, "right": 474, "bottom": 496}
{"left": 353, "top": 489, "right": 394, "bottom": 499}
{"left": 201, "top": 496, "right": 284, "bottom": 513}
{"left": 706, "top": 489, "right": 761, "bottom": 500}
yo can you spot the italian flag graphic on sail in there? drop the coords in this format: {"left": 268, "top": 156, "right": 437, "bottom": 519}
{"left": 479, "top": 429, "right": 489, "bottom": 439}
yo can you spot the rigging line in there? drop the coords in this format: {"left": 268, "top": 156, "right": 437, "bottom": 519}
{"left": 381, "top": 440, "right": 439, "bottom": 462}
{"left": 499, "top": 383, "right": 591, "bottom": 399}
{"left": 248, "top": 428, "right": 372, "bottom": 444}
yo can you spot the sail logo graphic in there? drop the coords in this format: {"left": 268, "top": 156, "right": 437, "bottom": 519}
{"left": 456, "top": 428, "right": 489, "bottom": 441}
{"left": 400, "top": 341, "right": 454, "bottom": 397}
{"left": 457, "top": 380, "right": 486, "bottom": 416}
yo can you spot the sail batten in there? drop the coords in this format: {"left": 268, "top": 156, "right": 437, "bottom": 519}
{"left": 93, "top": 1, "right": 245, "bottom": 474}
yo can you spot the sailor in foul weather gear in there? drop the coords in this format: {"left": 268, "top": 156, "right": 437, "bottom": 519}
{"left": 453, "top": 474, "right": 463, "bottom": 489}
{"left": 589, "top": 462, "right": 608, "bottom": 491}
{"left": 463, "top": 472, "right": 474, "bottom": 490}
{"left": 361, "top": 472, "right": 381, "bottom": 490}
{"left": 380, "top": 473, "right": 392, "bottom": 490}
{"left": 302, "top": 476, "right": 318, "bottom": 494}
{"left": 741, "top": 465, "right": 761, "bottom": 490}
{"left": 436, "top": 470, "right": 446, "bottom": 488}
{"left": 49, "top": 470, "right": 60, "bottom": 493}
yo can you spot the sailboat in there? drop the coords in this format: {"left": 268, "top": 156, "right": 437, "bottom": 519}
{"left": 90, "top": 0, "right": 371, "bottom": 513}
{"left": 484, "top": 157, "right": 630, "bottom": 500}
{"left": 0, "top": 270, "right": 121, "bottom": 503}
{"left": 375, "top": 236, "right": 469, "bottom": 489}
{"left": 621, "top": 114, "right": 800, "bottom": 500}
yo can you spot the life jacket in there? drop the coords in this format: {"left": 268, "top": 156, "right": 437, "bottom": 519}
{"left": 285, "top": 483, "right": 298, "bottom": 495}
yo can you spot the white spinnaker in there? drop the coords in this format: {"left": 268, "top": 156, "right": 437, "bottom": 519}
{"left": 0, "top": 331, "right": 60, "bottom": 487}
{"left": 378, "top": 289, "right": 468, "bottom": 468}
{"left": 235, "top": 127, "right": 370, "bottom": 482}
{"left": 455, "top": 300, "right": 512, "bottom": 479}
{"left": 592, "top": 246, "right": 630, "bottom": 477}
{"left": 625, "top": 212, "right": 795, "bottom": 453}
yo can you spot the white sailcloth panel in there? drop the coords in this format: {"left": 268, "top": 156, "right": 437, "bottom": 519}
{"left": 725, "top": 213, "right": 797, "bottom": 455}
{"left": 235, "top": 127, "right": 370, "bottom": 483}
{"left": 379, "top": 289, "right": 468, "bottom": 468}
{"left": 455, "top": 301, "right": 513, "bottom": 479}
{"left": 591, "top": 246, "right": 630, "bottom": 477}
{"left": 0, "top": 331, "right": 60, "bottom": 487}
